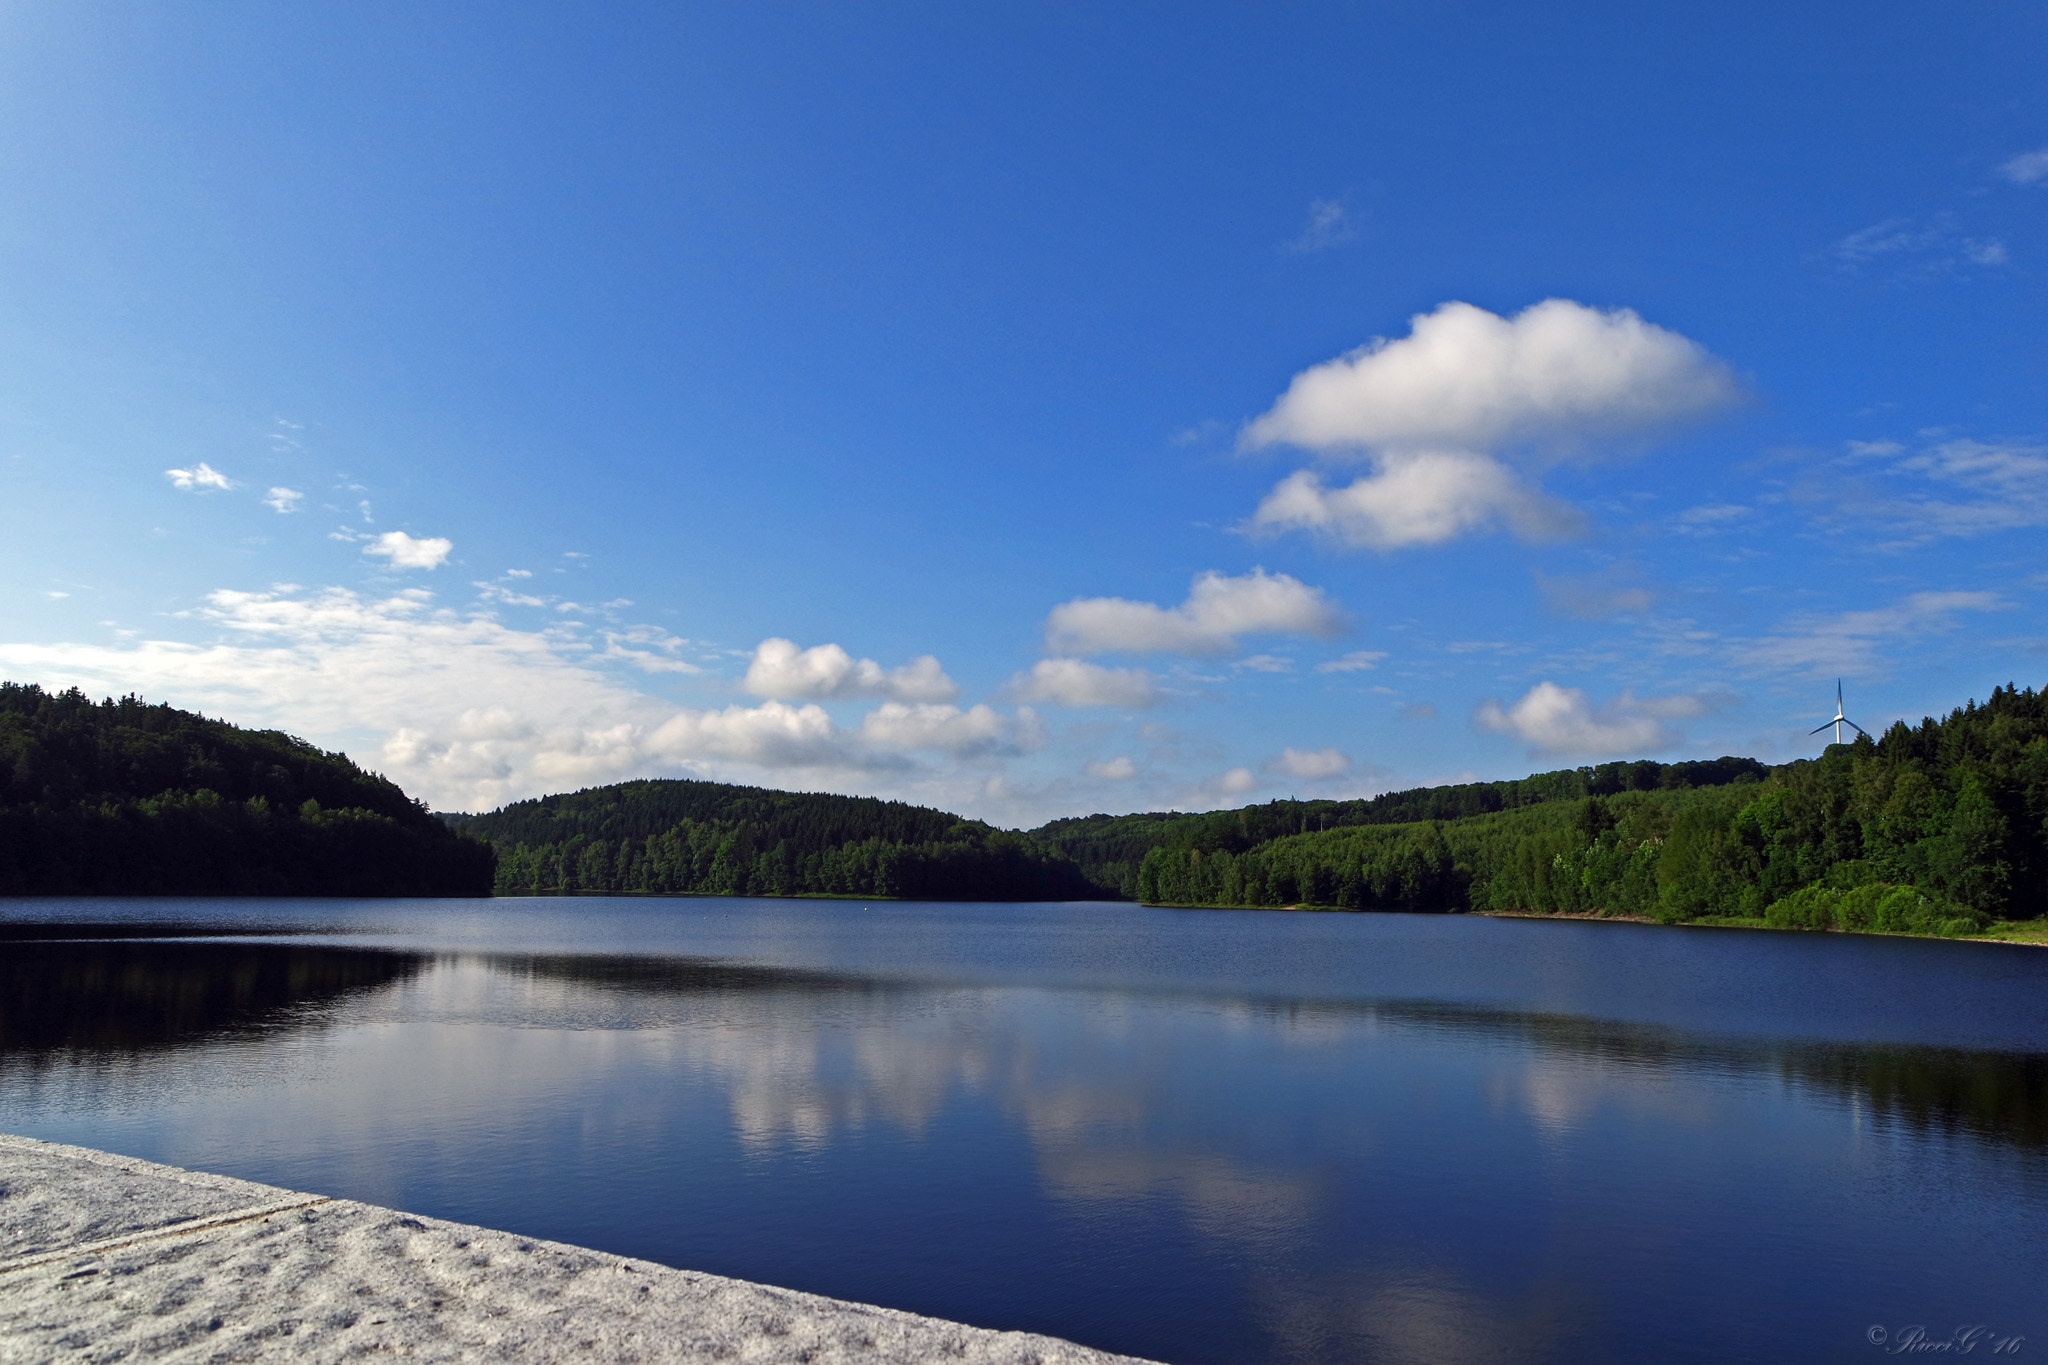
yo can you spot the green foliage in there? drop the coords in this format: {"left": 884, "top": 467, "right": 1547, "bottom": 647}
{"left": 450, "top": 779, "right": 1102, "bottom": 901}
{"left": 0, "top": 683, "right": 494, "bottom": 895}
{"left": 1761, "top": 883, "right": 1986, "bottom": 937}
{"left": 1032, "top": 755, "right": 1767, "bottom": 896}
{"left": 1136, "top": 821, "right": 1458, "bottom": 910}
{"left": 1094, "top": 682, "right": 2048, "bottom": 938}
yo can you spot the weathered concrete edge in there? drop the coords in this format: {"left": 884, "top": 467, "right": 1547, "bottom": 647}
{"left": 0, "top": 1133, "right": 1163, "bottom": 1364}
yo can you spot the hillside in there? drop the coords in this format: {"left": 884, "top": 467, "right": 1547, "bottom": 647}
{"left": 447, "top": 779, "right": 1102, "bottom": 901}
{"left": 0, "top": 683, "right": 494, "bottom": 896}
{"left": 1112, "top": 683, "right": 2048, "bottom": 937}
{"left": 1032, "top": 755, "right": 1769, "bottom": 898}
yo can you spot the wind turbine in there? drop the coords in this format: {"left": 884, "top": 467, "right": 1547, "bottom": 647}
{"left": 1810, "top": 679, "right": 1870, "bottom": 746}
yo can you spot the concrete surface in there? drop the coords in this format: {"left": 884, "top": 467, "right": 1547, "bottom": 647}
{"left": 0, "top": 1134, "right": 1158, "bottom": 1364}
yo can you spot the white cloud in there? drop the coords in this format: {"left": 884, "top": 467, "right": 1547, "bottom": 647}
{"left": 1821, "top": 437, "right": 2048, "bottom": 543}
{"left": 1265, "top": 747, "right": 1351, "bottom": 780}
{"left": 0, "top": 585, "right": 913, "bottom": 811}
{"left": 1086, "top": 756, "right": 1137, "bottom": 781}
{"left": 1249, "top": 458, "right": 1581, "bottom": 548}
{"left": 1285, "top": 198, "right": 1357, "bottom": 254}
{"left": 1731, "top": 590, "right": 2008, "bottom": 677}
{"left": 599, "top": 625, "right": 703, "bottom": 675}
{"left": 1676, "top": 502, "right": 1750, "bottom": 532}
{"left": 1476, "top": 682, "right": 1710, "bottom": 758}
{"left": 742, "top": 638, "right": 959, "bottom": 703}
{"left": 1997, "top": 148, "right": 2048, "bottom": 185}
{"left": 1243, "top": 299, "right": 1738, "bottom": 457}
{"left": 1316, "top": 650, "right": 1386, "bottom": 673}
{"left": 1046, "top": 568, "right": 1343, "bottom": 656}
{"left": 1004, "top": 658, "right": 1160, "bottom": 709}
{"left": 1239, "top": 300, "right": 1735, "bottom": 550}
{"left": 859, "top": 702, "right": 1040, "bottom": 758}
{"left": 263, "top": 487, "right": 304, "bottom": 513}
{"left": 1535, "top": 566, "right": 1655, "bottom": 619}
{"left": 1235, "top": 654, "right": 1293, "bottom": 673}
{"left": 165, "top": 463, "right": 234, "bottom": 491}
{"left": 1827, "top": 214, "right": 2009, "bottom": 277}
{"left": 363, "top": 530, "right": 453, "bottom": 570}
{"left": 1178, "top": 767, "right": 1260, "bottom": 810}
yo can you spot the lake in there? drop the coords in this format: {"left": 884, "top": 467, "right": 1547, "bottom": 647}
{"left": 1, "top": 897, "right": 2042, "bottom": 1364}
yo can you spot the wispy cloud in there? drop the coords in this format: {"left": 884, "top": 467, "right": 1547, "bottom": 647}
{"left": 1730, "top": 590, "right": 2008, "bottom": 677}
{"left": 263, "top": 487, "right": 304, "bottom": 514}
{"left": 1264, "top": 746, "right": 1350, "bottom": 780}
{"left": 165, "top": 463, "right": 234, "bottom": 491}
{"left": 1535, "top": 565, "right": 1655, "bottom": 618}
{"left": 1284, "top": 198, "right": 1357, "bottom": 254}
{"left": 1825, "top": 213, "right": 2008, "bottom": 277}
{"left": 1810, "top": 437, "right": 2048, "bottom": 544}
{"left": 1177, "top": 766, "right": 1260, "bottom": 809}
{"left": 1315, "top": 650, "right": 1386, "bottom": 674}
{"left": 1675, "top": 502, "right": 1750, "bottom": 533}
{"left": 1996, "top": 147, "right": 2048, "bottom": 185}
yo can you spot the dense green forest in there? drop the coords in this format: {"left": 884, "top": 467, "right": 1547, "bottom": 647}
{"left": 1034, "top": 755, "right": 1769, "bottom": 899}
{"left": 10, "top": 675, "right": 2040, "bottom": 936}
{"left": 1117, "top": 684, "right": 2047, "bottom": 936}
{"left": 0, "top": 683, "right": 494, "bottom": 895}
{"left": 447, "top": 779, "right": 1101, "bottom": 900}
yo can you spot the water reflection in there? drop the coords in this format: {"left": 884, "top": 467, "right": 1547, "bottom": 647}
{"left": 2, "top": 928, "right": 2044, "bottom": 1365}
{"left": 0, "top": 939, "right": 420, "bottom": 1056}
{"left": 3, "top": 937, "right": 2042, "bottom": 1150}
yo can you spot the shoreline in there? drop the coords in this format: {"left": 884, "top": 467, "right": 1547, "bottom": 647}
{"left": 0, "top": 1133, "right": 1155, "bottom": 1365}
{"left": 1136, "top": 900, "right": 2048, "bottom": 946}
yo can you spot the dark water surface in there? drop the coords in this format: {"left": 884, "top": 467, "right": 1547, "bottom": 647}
{"left": 2, "top": 897, "right": 2043, "bottom": 1364}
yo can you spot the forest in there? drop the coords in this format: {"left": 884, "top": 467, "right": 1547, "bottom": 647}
{"left": 1117, "top": 683, "right": 2047, "bottom": 936}
{"left": 7, "top": 676, "right": 2041, "bottom": 936}
{"left": 448, "top": 779, "right": 1101, "bottom": 901}
{"left": 0, "top": 683, "right": 494, "bottom": 895}
{"left": 1033, "top": 755, "right": 1769, "bottom": 899}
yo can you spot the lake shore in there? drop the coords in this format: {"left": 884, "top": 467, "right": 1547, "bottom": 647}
{"left": 1137, "top": 899, "right": 2048, "bottom": 946}
{"left": 1478, "top": 907, "right": 2048, "bottom": 946}
{"left": 0, "top": 1133, "right": 1154, "bottom": 1365}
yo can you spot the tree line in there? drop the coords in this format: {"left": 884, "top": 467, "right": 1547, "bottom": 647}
{"left": 0, "top": 683, "right": 494, "bottom": 895}
{"left": 1042, "top": 754, "right": 1769, "bottom": 898}
{"left": 450, "top": 779, "right": 1102, "bottom": 900}
{"left": 1127, "top": 683, "right": 2047, "bottom": 936}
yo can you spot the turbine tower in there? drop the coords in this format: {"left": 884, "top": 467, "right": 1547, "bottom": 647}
{"left": 1810, "top": 679, "right": 1870, "bottom": 746}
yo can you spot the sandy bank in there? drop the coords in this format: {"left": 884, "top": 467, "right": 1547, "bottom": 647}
{"left": 0, "top": 1133, "right": 1156, "bottom": 1364}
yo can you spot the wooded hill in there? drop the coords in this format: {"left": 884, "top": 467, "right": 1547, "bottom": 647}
{"left": 9, "top": 675, "right": 2040, "bottom": 934}
{"left": 1032, "top": 755, "right": 1769, "bottom": 900}
{"left": 0, "top": 683, "right": 494, "bottom": 896}
{"left": 1078, "top": 683, "right": 2047, "bottom": 936}
{"left": 447, "top": 779, "right": 1101, "bottom": 901}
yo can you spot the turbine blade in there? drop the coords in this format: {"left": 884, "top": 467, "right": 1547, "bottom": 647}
{"left": 1847, "top": 720, "right": 1870, "bottom": 738}
{"left": 1809, "top": 722, "right": 1834, "bottom": 735}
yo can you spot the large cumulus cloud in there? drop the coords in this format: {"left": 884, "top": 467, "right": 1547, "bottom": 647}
{"left": 1242, "top": 299, "right": 1739, "bottom": 549}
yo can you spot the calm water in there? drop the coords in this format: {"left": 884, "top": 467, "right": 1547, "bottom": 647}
{"left": 1, "top": 898, "right": 2043, "bottom": 1364}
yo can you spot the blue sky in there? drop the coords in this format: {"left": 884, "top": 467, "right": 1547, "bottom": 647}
{"left": 2, "top": 2, "right": 2044, "bottom": 821}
